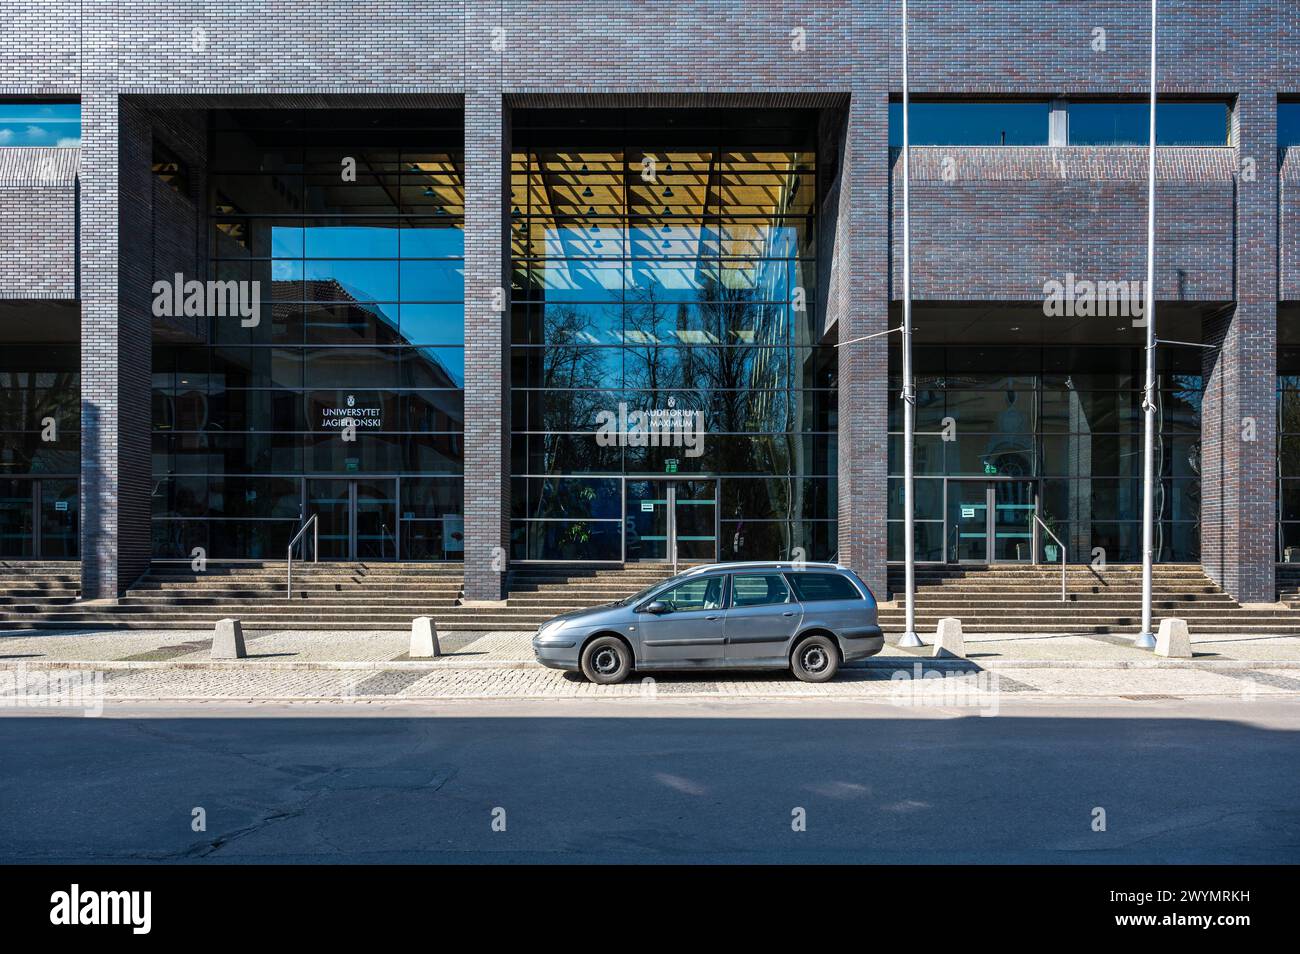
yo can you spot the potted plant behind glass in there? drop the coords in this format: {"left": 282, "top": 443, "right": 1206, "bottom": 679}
{"left": 1035, "top": 509, "right": 1061, "bottom": 564}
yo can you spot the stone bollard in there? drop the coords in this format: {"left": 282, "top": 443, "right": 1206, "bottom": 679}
{"left": 932, "top": 617, "right": 966, "bottom": 659}
{"left": 1154, "top": 618, "right": 1192, "bottom": 658}
{"left": 212, "top": 618, "right": 246, "bottom": 659}
{"left": 410, "top": 616, "right": 441, "bottom": 658}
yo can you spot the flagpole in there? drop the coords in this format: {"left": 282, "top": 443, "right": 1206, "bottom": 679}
{"left": 898, "top": 0, "right": 922, "bottom": 648}
{"left": 1136, "top": 0, "right": 1158, "bottom": 649}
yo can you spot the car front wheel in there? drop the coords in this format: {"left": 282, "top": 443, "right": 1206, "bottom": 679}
{"left": 580, "top": 636, "right": 632, "bottom": 685}
{"left": 791, "top": 634, "right": 840, "bottom": 683}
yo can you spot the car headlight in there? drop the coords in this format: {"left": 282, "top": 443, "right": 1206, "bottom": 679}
{"left": 537, "top": 620, "right": 568, "bottom": 640}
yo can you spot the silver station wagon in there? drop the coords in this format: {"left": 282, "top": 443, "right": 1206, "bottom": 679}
{"left": 532, "top": 562, "right": 884, "bottom": 684}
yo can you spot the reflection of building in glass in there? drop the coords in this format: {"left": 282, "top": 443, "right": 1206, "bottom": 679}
{"left": 887, "top": 346, "right": 1202, "bottom": 564}
{"left": 150, "top": 109, "right": 465, "bottom": 560}
{"left": 508, "top": 109, "right": 832, "bottom": 562}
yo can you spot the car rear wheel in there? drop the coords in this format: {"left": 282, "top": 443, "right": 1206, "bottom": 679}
{"left": 791, "top": 634, "right": 840, "bottom": 683}
{"left": 581, "top": 636, "right": 632, "bottom": 685}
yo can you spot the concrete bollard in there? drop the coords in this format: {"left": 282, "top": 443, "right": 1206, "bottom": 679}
{"left": 410, "top": 616, "right": 441, "bottom": 658}
{"left": 212, "top": 618, "right": 246, "bottom": 659}
{"left": 932, "top": 617, "right": 966, "bottom": 658}
{"left": 1154, "top": 618, "right": 1192, "bottom": 658}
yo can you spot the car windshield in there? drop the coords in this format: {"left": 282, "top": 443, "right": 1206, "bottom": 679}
{"left": 618, "top": 572, "right": 692, "bottom": 606}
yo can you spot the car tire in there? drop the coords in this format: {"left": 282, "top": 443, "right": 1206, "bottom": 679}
{"left": 580, "top": 636, "right": 632, "bottom": 685}
{"left": 791, "top": 634, "right": 840, "bottom": 683}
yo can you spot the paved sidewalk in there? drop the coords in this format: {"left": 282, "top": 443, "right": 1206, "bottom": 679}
{"left": 2, "top": 627, "right": 1300, "bottom": 704}
{"left": 1, "top": 660, "right": 1298, "bottom": 704}
{"left": 3, "top": 627, "right": 1300, "bottom": 668}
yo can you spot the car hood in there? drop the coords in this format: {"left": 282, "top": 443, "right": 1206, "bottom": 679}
{"left": 542, "top": 602, "right": 629, "bottom": 630}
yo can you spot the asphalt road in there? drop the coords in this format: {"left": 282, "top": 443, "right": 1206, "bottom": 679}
{"left": 1, "top": 698, "right": 1298, "bottom": 863}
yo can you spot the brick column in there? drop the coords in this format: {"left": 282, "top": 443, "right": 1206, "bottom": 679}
{"left": 831, "top": 94, "right": 890, "bottom": 598}
{"left": 462, "top": 76, "right": 510, "bottom": 599}
{"left": 79, "top": 84, "right": 152, "bottom": 597}
{"left": 1200, "top": 92, "right": 1277, "bottom": 602}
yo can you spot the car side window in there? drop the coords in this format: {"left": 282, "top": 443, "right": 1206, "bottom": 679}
{"left": 730, "top": 573, "right": 791, "bottom": 607}
{"left": 788, "top": 573, "right": 861, "bottom": 602}
{"left": 657, "top": 576, "right": 724, "bottom": 611}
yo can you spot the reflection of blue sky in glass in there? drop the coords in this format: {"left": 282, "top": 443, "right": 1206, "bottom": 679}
{"left": 888, "top": 100, "right": 1228, "bottom": 147}
{"left": 1068, "top": 102, "right": 1227, "bottom": 146}
{"left": 0, "top": 103, "right": 81, "bottom": 147}
{"left": 269, "top": 225, "right": 465, "bottom": 305}
{"left": 411, "top": 346, "right": 464, "bottom": 388}
{"left": 270, "top": 224, "right": 464, "bottom": 260}
{"left": 1280, "top": 103, "right": 1300, "bottom": 148}
{"left": 889, "top": 101, "right": 1049, "bottom": 146}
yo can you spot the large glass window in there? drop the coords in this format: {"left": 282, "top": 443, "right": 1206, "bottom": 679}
{"left": 1281, "top": 102, "right": 1300, "bottom": 149}
{"left": 0, "top": 102, "right": 80, "bottom": 147}
{"left": 509, "top": 109, "right": 834, "bottom": 561}
{"left": 152, "top": 109, "right": 465, "bottom": 560}
{"left": 1067, "top": 100, "right": 1230, "bottom": 146}
{"left": 887, "top": 345, "right": 1202, "bottom": 564}
{"left": 1278, "top": 343, "right": 1300, "bottom": 562}
{"left": 888, "top": 98, "right": 1231, "bottom": 147}
{"left": 888, "top": 101, "right": 1050, "bottom": 146}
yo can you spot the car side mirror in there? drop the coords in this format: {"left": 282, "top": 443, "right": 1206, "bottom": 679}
{"left": 643, "top": 600, "right": 670, "bottom": 615}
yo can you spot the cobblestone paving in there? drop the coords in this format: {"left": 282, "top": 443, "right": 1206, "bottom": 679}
{"left": 3, "top": 662, "right": 1298, "bottom": 705}
{"left": 0, "top": 629, "right": 537, "bottom": 664}
{"left": 5, "top": 628, "right": 1300, "bottom": 667}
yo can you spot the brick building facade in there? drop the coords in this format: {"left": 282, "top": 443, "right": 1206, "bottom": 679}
{"left": 0, "top": 1, "right": 1296, "bottom": 604}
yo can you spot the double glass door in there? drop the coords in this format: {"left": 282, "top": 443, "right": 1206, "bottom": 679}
{"left": 948, "top": 480, "right": 1038, "bottom": 563}
{"left": 0, "top": 479, "right": 78, "bottom": 559}
{"left": 624, "top": 479, "right": 718, "bottom": 564}
{"left": 307, "top": 478, "right": 397, "bottom": 561}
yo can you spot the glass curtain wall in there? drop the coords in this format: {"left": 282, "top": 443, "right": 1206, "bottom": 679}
{"left": 1278, "top": 344, "right": 1300, "bottom": 561}
{"left": 509, "top": 109, "right": 835, "bottom": 562}
{"left": 152, "top": 109, "right": 465, "bottom": 560}
{"left": 887, "top": 345, "right": 1202, "bottom": 563}
{"left": 0, "top": 338, "right": 80, "bottom": 558}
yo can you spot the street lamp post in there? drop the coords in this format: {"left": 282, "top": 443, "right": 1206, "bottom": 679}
{"left": 897, "top": 0, "right": 922, "bottom": 647}
{"left": 1137, "top": 0, "right": 1159, "bottom": 649}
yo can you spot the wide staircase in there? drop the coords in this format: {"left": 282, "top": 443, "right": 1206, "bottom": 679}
{"left": 0, "top": 561, "right": 682, "bottom": 633}
{"left": 4, "top": 561, "right": 1298, "bottom": 635}
{"left": 0, "top": 562, "right": 479, "bottom": 631}
{"left": 1275, "top": 565, "right": 1300, "bottom": 608}
{"left": 501, "top": 563, "right": 683, "bottom": 630}
{"left": 881, "top": 564, "right": 1300, "bottom": 635}
{"left": 0, "top": 561, "right": 83, "bottom": 624}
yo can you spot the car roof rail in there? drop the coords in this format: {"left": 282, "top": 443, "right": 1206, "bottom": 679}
{"left": 681, "top": 560, "right": 847, "bottom": 575}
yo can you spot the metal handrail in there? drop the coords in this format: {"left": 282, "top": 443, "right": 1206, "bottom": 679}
{"left": 286, "top": 514, "right": 318, "bottom": 599}
{"left": 1031, "top": 511, "right": 1067, "bottom": 602}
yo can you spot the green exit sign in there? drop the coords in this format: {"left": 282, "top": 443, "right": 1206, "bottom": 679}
{"left": 983, "top": 462, "right": 998, "bottom": 475}
{"left": 664, "top": 459, "right": 678, "bottom": 474}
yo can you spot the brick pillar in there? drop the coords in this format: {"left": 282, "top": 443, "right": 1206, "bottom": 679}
{"left": 462, "top": 73, "right": 510, "bottom": 598}
{"left": 1200, "top": 92, "right": 1276, "bottom": 603}
{"left": 831, "top": 95, "right": 889, "bottom": 598}
{"left": 79, "top": 86, "right": 153, "bottom": 598}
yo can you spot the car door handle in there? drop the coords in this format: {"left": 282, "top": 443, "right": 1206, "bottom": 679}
{"left": 783, "top": 611, "right": 796, "bottom": 617}
{"left": 705, "top": 615, "right": 720, "bottom": 621}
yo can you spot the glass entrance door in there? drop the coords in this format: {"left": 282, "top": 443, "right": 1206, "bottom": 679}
{"left": 947, "top": 480, "right": 1038, "bottom": 564}
{"left": 0, "top": 479, "right": 77, "bottom": 559}
{"left": 991, "top": 480, "right": 1037, "bottom": 563}
{"left": 38, "top": 479, "right": 79, "bottom": 558}
{"left": 949, "top": 481, "right": 989, "bottom": 563}
{"left": 624, "top": 479, "right": 718, "bottom": 564}
{"left": 0, "top": 479, "right": 35, "bottom": 558}
{"left": 672, "top": 479, "right": 718, "bottom": 562}
{"left": 306, "top": 478, "right": 397, "bottom": 561}
{"left": 354, "top": 478, "right": 398, "bottom": 560}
